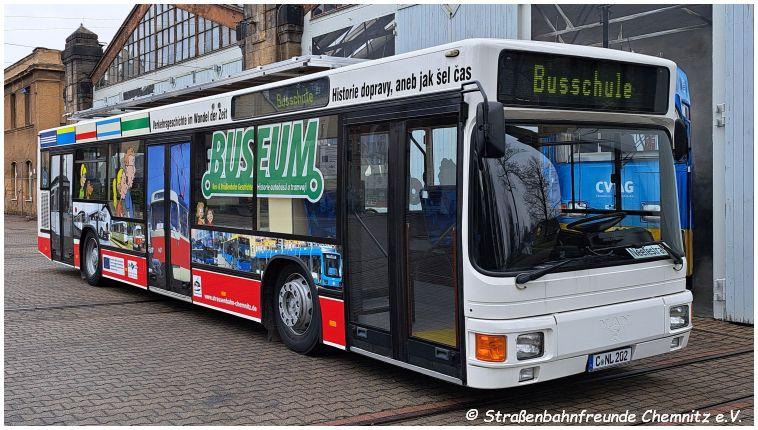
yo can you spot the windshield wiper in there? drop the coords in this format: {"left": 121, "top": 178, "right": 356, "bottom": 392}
{"left": 515, "top": 255, "right": 590, "bottom": 286}
{"left": 514, "top": 241, "right": 684, "bottom": 286}
{"left": 588, "top": 241, "right": 683, "bottom": 266}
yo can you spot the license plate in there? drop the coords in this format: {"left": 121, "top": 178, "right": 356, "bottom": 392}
{"left": 626, "top": 244, "right": 668, "bottom": 259}
{"left": 588, "top": 347, "right": 632, "bottom": 371}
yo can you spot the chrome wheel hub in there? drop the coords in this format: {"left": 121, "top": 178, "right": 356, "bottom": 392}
{"left": 277, "top": 274, "right": 313, "bottom": 336}
{"left": 85, "top": 238, "right": 99, "bottom": 276}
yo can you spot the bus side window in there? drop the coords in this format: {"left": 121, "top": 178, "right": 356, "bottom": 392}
{"left": 192, "top": 133, "right": 254, "bottom": 230}
{"left": 108, "top": 141, "right": 145, "bottom": 219}
{"left": 74, "top": 147, "right": 107, "bottom": 201}
{"left": 256, "top": 115, "right": 339, "bottom": 238}
{"left": 407, "top": 121, "right": 457, "bottom": 240}
{"left": 40, "top": 151, "right": 50, "bottom": 189}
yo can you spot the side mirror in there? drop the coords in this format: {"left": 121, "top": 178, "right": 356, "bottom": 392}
{"left": 476, "top": 101, "right": 506, "bottom": 158}
{"left": 673, "top": 119, "right": 689, "bottom": 161}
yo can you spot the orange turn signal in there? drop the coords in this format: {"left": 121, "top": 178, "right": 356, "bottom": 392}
{"left": 475, "top": 333, "right": 506, "bottom": 362}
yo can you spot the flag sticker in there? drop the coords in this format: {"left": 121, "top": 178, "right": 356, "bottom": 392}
{"left": 96, "top": 117, "right": 121, "bottom": 139}
{"left": 75, "top": 122, "right": 97, "bottom": 143}
{"left": 121, "top": 112, "right": 150, "bottom": 137}
{"left": 39, "top": 130, "right": 56, "bottom": 148}
{"left": 102, "top": 255, "right": 125, "bottom": 276}
{"left": 56, "top": 126, "right": 75, "bottom": 145}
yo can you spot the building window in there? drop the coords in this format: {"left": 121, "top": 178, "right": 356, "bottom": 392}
{"left": 10, "top": 93, "right": 17, "bottom": 129}
{"left": 95, "top": 5, "right": 238, "bottom": 89}
{"left": 25, "top": 160, "right": 33, "bottom": 201}
{"left": 10, "top": 162, "right": 18, "bottom": 200}
{"left": 311, "top": 5, "right": 349, "bottom": 19}
{"left": 23, "top": 87, "right": 31, "bottom": 126}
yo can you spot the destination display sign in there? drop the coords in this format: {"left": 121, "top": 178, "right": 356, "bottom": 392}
{"left": 497, "top": 50, "right": 669, "bottom": 114}
{"left": 232, "top": 78, "right": 330, "bottom": 120}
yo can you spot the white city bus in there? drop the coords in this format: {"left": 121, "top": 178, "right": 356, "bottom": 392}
{"left": 36, "top": 39, "right": 692, "bottom": 389}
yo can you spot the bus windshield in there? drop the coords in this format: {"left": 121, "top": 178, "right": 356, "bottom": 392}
{"left": 471, "top": 123, "right": 684, "bottom": 274}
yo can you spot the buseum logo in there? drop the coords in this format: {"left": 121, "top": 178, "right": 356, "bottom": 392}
{"left": 201, "top": 127, "right": 256, "bottom": 199}
{"left": 256, "top": 118, "right": 324, "bottom": 203}
{"left": 200, "top": 119, "right": 324, "bottom": 203}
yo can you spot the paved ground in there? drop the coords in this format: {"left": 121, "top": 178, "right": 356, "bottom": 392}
{"left": 4, "top": 215, "right": 754, "bottom": 425}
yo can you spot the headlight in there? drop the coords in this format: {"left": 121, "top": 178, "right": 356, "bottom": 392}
{"left": 669, "top": 304, "right": 690, "bottom": 330}
{"left": 516, "top": 332, "right": 544, "bottom": 360}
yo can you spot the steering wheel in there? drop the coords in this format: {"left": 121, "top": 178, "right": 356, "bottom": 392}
{"left": 567, "top": 212, "right": 626, "bottom": 233}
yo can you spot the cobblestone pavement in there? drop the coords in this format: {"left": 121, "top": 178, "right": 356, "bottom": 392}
{"left": 4, "top": 215, "right": 754, "bottom": 425}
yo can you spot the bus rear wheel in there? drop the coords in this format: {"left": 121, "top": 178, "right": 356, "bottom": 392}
{"left": 82, "top": 233, "right": 102, "bottom": 286}
{"left": 273, "top": 265, "right": 320, "bottom": 354}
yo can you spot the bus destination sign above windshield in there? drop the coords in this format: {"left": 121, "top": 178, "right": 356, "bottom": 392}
{"left": 497, "top": 50, "right": 669, "bottom": 114}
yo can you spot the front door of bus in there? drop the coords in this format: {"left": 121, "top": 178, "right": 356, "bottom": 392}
{"left": 345, "top": 111, "right": 461, "bottom": 379}
{"left": 146, "top": 142, "right": 191, "bottom": 298}
{"left": 49, "top": 153, "right": 74, "bottom": 265}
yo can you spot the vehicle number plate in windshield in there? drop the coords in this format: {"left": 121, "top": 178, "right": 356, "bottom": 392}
{"left": 588, "top": 347, "right": 632, "bottom": 371}
{"left": 626, "top": 244, "right": 668, "bottom": 259}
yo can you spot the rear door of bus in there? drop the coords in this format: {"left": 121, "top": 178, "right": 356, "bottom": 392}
{"left": 49, "top": 152, "right": 75, "bottom": 265}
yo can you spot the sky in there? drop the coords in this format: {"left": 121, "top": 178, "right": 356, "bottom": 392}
{"left": 4, "top": 3, "right": 134, "bottom": 67}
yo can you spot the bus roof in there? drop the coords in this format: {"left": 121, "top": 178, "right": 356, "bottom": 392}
{"left": 39, "top": 38, "right": 678, "bottom": 148}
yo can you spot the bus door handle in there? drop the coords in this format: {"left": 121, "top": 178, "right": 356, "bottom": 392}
{"left": 356, "top": 326, "right": 368, "bottom": 339}
{"left": 435, "top": 347, "right": 450, "bottom": 361}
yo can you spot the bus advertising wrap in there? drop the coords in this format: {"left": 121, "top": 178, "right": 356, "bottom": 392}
{"left": 201, "top": 127, "right": 256, "bottom": 199}
{"left": 256, "top": 118, "right": 324, "bottom": 203}
{"left": 200, "top": 119, "right": 325, "bottom": 203}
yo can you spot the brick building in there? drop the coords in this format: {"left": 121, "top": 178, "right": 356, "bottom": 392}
{"left": 238, "top": 4, "right": 304, "bottom": 69}
{"left": 4, "top": 48, "right": 66, "bottom": 216}
{"left": 62, "top": 25, "right": 103, "bottom": 115}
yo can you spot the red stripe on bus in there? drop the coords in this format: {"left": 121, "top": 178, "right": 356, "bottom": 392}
{"left": 319, "top": 296, "right": 346, "bottom": 348}
{"left": 37, "top": 235, "right": 51, "bottom": 259}
{"left": 73, "top": 243, "right": 80, "bottom": 268}
{"left": 100, "top": 248, "right": 147, "bottom": 288}
{"left": 75, "top": 131, "right": 96, "bottom": 140}
{"left": 191, "top": 268, "right": 262, "bottom": 320}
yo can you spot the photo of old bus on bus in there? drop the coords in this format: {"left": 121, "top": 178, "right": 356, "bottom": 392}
{"left": 191, "top": 229, "right": 342, "bottom": 289}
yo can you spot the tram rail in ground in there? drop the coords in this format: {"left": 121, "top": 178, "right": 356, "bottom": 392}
{"left": 322, "top": 342, "right": 753, "bottom": 426}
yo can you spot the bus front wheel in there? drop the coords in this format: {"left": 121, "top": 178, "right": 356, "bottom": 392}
{"left": 273, "top": 265, "right": 321, "bottom": 354}
{"left": 82, "top": 233, "right": 102, "bottom": 286}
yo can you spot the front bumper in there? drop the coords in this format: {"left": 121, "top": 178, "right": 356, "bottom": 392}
{"left": 465, "top": 291, "right": 692, "bottom": 389}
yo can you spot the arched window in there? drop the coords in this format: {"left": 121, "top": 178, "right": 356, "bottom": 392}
{"left": 25, "top": 160, "right": 33, "bottom": 201}
{"left": 10, "top": 162, "right": 18, "bottom": 200}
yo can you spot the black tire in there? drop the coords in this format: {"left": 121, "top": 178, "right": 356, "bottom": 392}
{"left": 273, "top": 264, "right": 321, "bottom": 355}
{"left": 82, "top": 232, "right": 102, "bottom": 286}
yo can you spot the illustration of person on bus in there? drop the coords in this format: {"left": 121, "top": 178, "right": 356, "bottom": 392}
{"left": 112, "top": 146, "right": 137, "bottom": 218}
{"left": 78, "top": 164, "right": 89, "bottom": 199}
